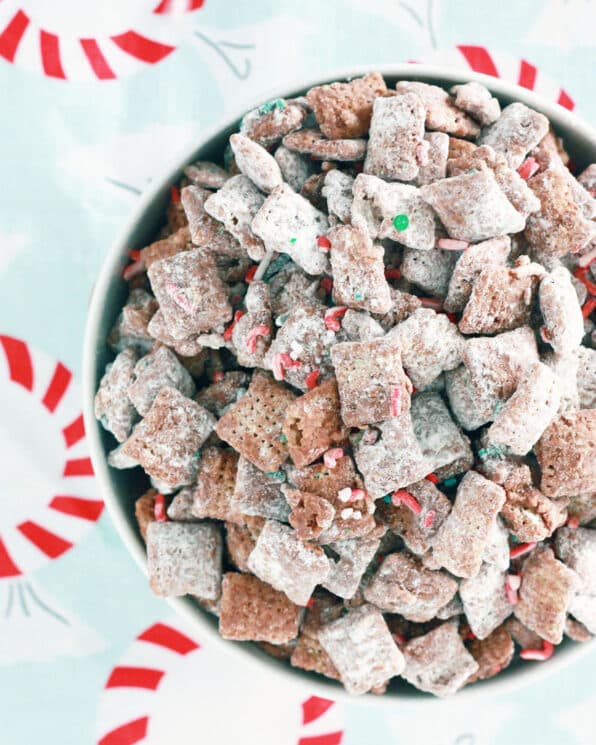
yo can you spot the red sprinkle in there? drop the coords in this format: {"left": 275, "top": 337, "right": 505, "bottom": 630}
{"left": 245, "top": 324, "right": 269, "bottom": 353}
{"left": 466, "top": 629, "right": 476, "bottom": 641}
{"left": 129, "top": 249, "right": 142, "bottom": 261}
{"left": 245, "top": 264, "right": 258, "bottom": 283}
{"left": 505, "top": 573, "right": 521, "bottom": 605}
{"left": 567, "top": 515, "right": 580, "bottom": 529}
{"left": 425, "top": 473, "right": 439, "bottom": 484}
{"left": 393, "top": 633, "right": 406, "bottom": 646}
{"left": 520, "top": 640, "right": 554, "bottom": 661}
{"left": 419, "top": 297, "right": 443, "bottom": 311}
{"left": 539, "top": 325, "right": 552, "bottom": 344}
{"left": 510, "top": 541, "right": 537, "bottom": 560}
{"left": 391, "top": 490, "right": 422, "bottom": 515}
{"left": 154, "top": 493, "right": 168, "bottom": 522}
{"left": 390, "top": 386, "right": 402, "bottom": 417}
{"left": 320, "top": 277, "right": 333, "bottom": 293}
{"left": 305, "top": 369, "right": 320, "bottom": 389}
{"left": 384, "top": 267, "right": 402, "bottom": 279}
{"left": 213, "top": 370, "right": 224, "bottom": 382}
{"left": 272, "top": 352, "right": 300, "bottom": 381}
{"left": 324, "top": 306, "right": 347, "bottom": 332}
{"left": 223, "top": 310, "right": 245, "bottom": 341}
{"left": 170, "top": 185, "right": 181, "bottom": 203}
{"left": 574, "top": 267, "right": 596, "bottom": 295}
{"left": 423, "top": 510, "right": 436, "bottom": 528}
{"left": 577, "top": 245, "right": 596, "bottom": 268}
{"left": 436, "top": 238, "right": 470, "bottom": 251}
{"left": 517, "top": 157, "right": 540, "bottom": 180}
{"left": 581, "top": 297, "right": 596, "bottom": 318}
{"left": 317, "top": 235, "right": 331, "bottom": 250}
{"left": 323, "top": 448, "right": 344, "bottom": 468}
{"left": 306, "top": 597, "right": 315, "bottom": 608}
{"left": 122, "top": 257, "right": 145, "bottom": 281}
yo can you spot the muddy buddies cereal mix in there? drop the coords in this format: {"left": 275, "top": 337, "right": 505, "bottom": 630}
{"left": 96, "top": 74, "right": 596, "bottom": 697}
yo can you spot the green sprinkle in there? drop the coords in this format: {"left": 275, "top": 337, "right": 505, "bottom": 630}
{"left": 258, "top": 98, "right": 286, "bottom": 115}
{"left": 494, "top": 401, "right": 503, "bottom": 415}
{"left": 193, "top": 449, "right": 201, "bottom": 459}
{"left": 383, "top": 494, "right": 392, "bottom": 504}
{"left": 478, "top": 445, "right": 504, "bottom": 461}
{"left": 354, "top": 292, "right": 363, "bottom": 300}
{"left": 217, "top": 227, "right": 226, "bottom": 235}
{"left": 392, "top": 214, "right": 409, "bottom": 232}
{"left": 275, "top": 312, "right": 290, "bottom": 327}
{"left": 289, "top": 237, "right": 297, "bottom": 244}
{"left": 441, "top": 477, "right": 458, "bottom": 488}
{"left": 266, "top": 470, "right": 286, "bottom": 482}
{"left": 279, "top": 434, "right": 288, "bottom": 444}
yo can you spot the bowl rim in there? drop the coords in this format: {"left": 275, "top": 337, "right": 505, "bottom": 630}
{"left": 83, "top": 63, "right": 596, "bottom": 707}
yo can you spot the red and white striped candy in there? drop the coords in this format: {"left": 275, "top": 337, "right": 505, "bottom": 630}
{"left": 0, "top": 335, "right": 102, "bottom": 578}
{"left": 96, "top": 615, "right": 345, "bottom": 745}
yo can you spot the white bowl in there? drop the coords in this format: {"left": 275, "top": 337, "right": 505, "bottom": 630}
{"left": 83, "top": 64, "right": 596, "bottom": 704}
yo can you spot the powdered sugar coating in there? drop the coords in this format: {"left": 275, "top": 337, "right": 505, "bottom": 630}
{"left": 556, "top": 527, "right": 596, "bottom": 633}
{"left": 415, "top": 131, "right": 449, "bottom": 186}
{"left": 274, "top": 145, "right": 314, "bottom": 192}
{"left": 479, "top": 102, "right": 549, "bottom": 168}
{"left": 396, "top": 80, "right": 480, "bottom": 138}
{"left": 318, "top": 604, "right": 405, "bottom": 694}
{"left": 128, "top": 346, "right": 195, "bottom": 416}
{"left": 323, "top": 169, "right": 354, "bottom": 223}
{"left": 247, "top": 520, "right": 331, "bottom": 606}
{"left": 232, "top": 456, "right": 290, "bottom": 522}
{"left": 229, "top": 133, "right": 283, "bottom": 194}
{"left": 539, "top": 266, "right": 585, "bottom": 354}
{"left": 401, "top": 247, "right": 459, "bottom": 299}
{"left": 451, "top": 82, "right": 501, "bottom": 126}
{"left": 445, "top": 365, "right": 493, "bottom": 431}
{"left": 577, "top": 346, "right": 596, "bottom": 409}
{"left": 184, "top": 160, "right": 230, "bottom": 190}
{"left": 460, "top": 562, "right": 512, "bottom": 640}
{"left": 322, "top": 533, "right": 382, "bottom": 599}
{"left": 108, "top": 289, "right": 157, "bottom": 354}
{"left": 282, "top": 128, "right": 367, "bottom": 162}
{"left": 444, "top": 236, "right": 510, "bottom": 313}
{"left": 95, "top": 347, "right": 138, "bottom": 443}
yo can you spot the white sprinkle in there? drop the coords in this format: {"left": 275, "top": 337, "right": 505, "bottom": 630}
{"left": 338, "top": 488, "right": 352, "bottom": 503}
{"left": 352, "top": 510, "right": 362, "bottom": 520}
{"left": 366, "top": 501, "right": 376, "bottom": 515}
{"left": 340, "top": 508, "right": 354, "bottom": 520}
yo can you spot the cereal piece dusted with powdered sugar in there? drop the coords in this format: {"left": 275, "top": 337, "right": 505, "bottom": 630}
{"left": 535, "top": 410, "right": 596, "bottom": 498}
{"left": 331, "top": 337, "right": 412, "bottom": 427}
{"left": 282, "top": 378, "right": 347, "bottom": 467}
{"left": 415, "top": 132, "right": 449, "bottom": 186}
{"left": 479, "top": 102, "right": 549, "bottom": 168}
{"left": 108, "top": 289, "right": 158, "bottom": 354}
{"left": 147, "top": 521, "right": 222, "bottom": 598}
{"left": 514, "top": 546, "right": 580, "bottom": 644}
{"left": 191, "top": 447, "right": 240, "bottom": 522}
{"left": 240, "top": 97, "right": 308, "bottom": 147}
{"left": 167, "top": 487, "right": 196, "bottom": 522}
{"left": 274, "top": 145, "right": 314, "bottom": 192}
{"left": 148, "top": 248, "right": 232, "bottom": 339}
{"left": 215, "top": 372, "right": 296, "bottom": 472}
{"left": 322, "top": 169, "right": 354, "bottom": 224}
{"left": 318, "top": 604, "right": 405, "bottom": 694}
{"left": 128, "top": 346, "right": 195, "bottom": 416}
{"left": 411, "top": 392, "right": 473, "bottom": 476}
{"left": 445, "top": 365, "right": 493, "bottom": 431}
{"left": 141, "top": 226, "right": 191, "bottom": 269}
{"left": 462, "top": 326, "right": 539, "bottom": 416}
{"left": 436, "top": 594, "right": 463, "bottom": 620}
{"left": 229, "top": 134, "right": 283, "bottom": 194}
{"left": 283, "top": 487, "right": 336, "bottom": 541}
{"left": 247, "top": 520, "right": 330, "bottom": 605}
{"left": 364, "top": 552, "right": 458, "bottom": 622}
{"left": 351, "top": 174, "right": 437, "bottom": 250}
{"left": 443, "top": 236, "right": 510, "bottom": 313}
{"left": 505, "top": 617, "right": 543, "bottom": 649}
{"left": 184, "top": 160, "right": 230, "bottom": 190}
{"left": 420, "top": 168, "right": 525, "bottom": 242}
{"left": 502, "top": 473, "right": 566, "bottom": 543}
{"left": 577, "top": 347, "right": 596, "bottom": 409}
{"left": 396, "top": 81, "right": 481, "bottom": 138}
{"left": 373, "top": 287, "right": 422, "bottom": 330}
{"left": 226, "top": 521, "right": 261, "bottom": 573}
{"left": 219, "top": 572, "right": 301, "bottom": 643}
{"left": 328, "top": 224, "right": 392, "bottom": 313}
{"left": 556, "top": 527, "right": 596, "bottom": 633}
{"left": 232, "top": 456, "right": 290, "bottom": 522}
{"left": 451, "top": 82, "right": 501, "bottom": 126}
{"left": 264, "top": 305, "right": 336, "bottom": 391}
{"left": 376, "top": 478, "right": 452, "bottom": 556}
{"left": 402, "top": 622, "right": 479, "bottom": 697}
{"left": 322, "top": 533, "right": 383, "bottom": 599}
{"left": 252, "top": 184, "right": 329, "bottom": 275}
{"left": 231, "top": 311, "right": 272, "bottom": 368}
{"left": 122, "top": 387, "right": 215, "bottom": 486}
{"left": 204, "top": 175, "right": 265, "bottom": 261}
{"left": 430, "top": 471, "right": 506, "bottom": 578}
{"left": 401, "top": 247, "right": 459, "bottom": 299}
{"left": 467, "top": 626, "right": 514, "bottom": 682}
{"left": 486, "top": 362, "right": 560, "bottom": 455}
{"left": 282, "top": 128, "right": 367, "bottom": 162}
{"left": 195, "top": 371, "right": 250, "bottom": 418}
{"left": 539, "top": 266, "right": 585, "bottom": 354}
{"left": 354, "top": 412, "right": 430, "bottom": 498}
{"left": 95, "top": 348, "right": 138, "bottom": 443}
{"left": 306, "top": 72, "right": 387, "bottom": 140}
{"left": 482, "top": 517, "right": 510, "bottom": 571}
{"left": 364, "top": 93, "right": 426, "bottom": 181}
{"left": 147, "top": 310, "right": 203, "bottom": 358}
{"left": 568, "top": 493, "right": 596, "bottom": 526}
{"left": 341, "top": 309, "right": 385, "bottom": 341}
{"left": 180, "top": 186, "right": 225, "bottom": 247}
{"left": 388, "top": 308, "right": 464, "bottom": 389}
{"left": 525, "top": 168, "right": 595, "bottom": 257}
{"left": 460, "top": 563, "right": 512, "bottom": 639}
{"left": 459, "top": 258, "right": 544, "bottom": 335}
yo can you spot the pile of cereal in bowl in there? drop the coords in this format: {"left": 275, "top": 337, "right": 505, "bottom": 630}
{"left": 95, "top": 73, "right": 596, "bottom": 697}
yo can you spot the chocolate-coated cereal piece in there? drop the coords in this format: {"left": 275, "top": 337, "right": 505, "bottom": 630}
{"left": 108, "top": 289, "right": 158, "bottom": 354}
{"left": 184, "top": 161, "right": 230, "bottom": 190}
{"left": 479, "top": 102, "right": 549, "bottom": 168}
{"left": 229, "top": 133, "right": 283, "bottom": 194}
{"left": 240, "top": 98, "right": 308, "bottom": 147}
{"left": 322, "top": 533, "right": 383, "bottom": 599}
{"left": 282, "top": 128, "right": 367, "bottom": 162}
{"left": 135, "top": 488, "right": 157, "bottom": 541}
{"left": 322, "top": 169, "right": 354, "bottom": 223}
{"left": 274, "top": 145, "right": 314, "bottom": 192}
{"left": 451, "top": 82, "right": 501, "bottom": 126}
{"left": 128, "top": 346, "right": 196, "bottom": 416}
{"left": 232, "top": 456, "right": 290, "bottom": 521}
{"left": 459, "top": 562, "right": 512, "bottom": 639}
{"left": 94, "top": 347, "right": 138, "bottom": 443}
{"left": 467, "top": 626, "right": 514, "bottom": 683}
{"left": 191, "top": 447, "right": 240, "bottom": 522}
{"left": 396, "top": 81, "right": 481, "bottom": 138}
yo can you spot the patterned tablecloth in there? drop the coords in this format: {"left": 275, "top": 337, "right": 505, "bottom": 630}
{"left": 1, "top": 1, "right": 595, "bottom": 743}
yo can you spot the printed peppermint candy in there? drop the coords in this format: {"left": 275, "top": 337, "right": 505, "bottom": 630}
{"left": 96, "top": 615, "right": 345, "bottom": 745}
{"left": 0, "top": 335, "right": 102, "bottom": 577}
{"left": 0, "top": 0, "right": 203, "bottom": 81}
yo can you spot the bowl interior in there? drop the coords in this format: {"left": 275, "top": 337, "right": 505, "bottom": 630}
{"left": 83, "top": 65, "right": 596, "bottom": 705}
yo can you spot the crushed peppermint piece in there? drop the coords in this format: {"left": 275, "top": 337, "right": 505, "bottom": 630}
{"left": 391, "top": 490, "right": 422, "bottom": 514}
{"left": 324, "top": 448, "right": 345, "bottom": 468}
{"left": 517, "top": 157, "right": 540, "bottom": 180}
{"left": 324, "top": 306, "right": 348, "bottom": 332}
{"left": 245, "top": 324, "right": 270, "bottom": 353}
{"left": 317, "top": 235, "right": 331, "bottom": 250}
{"left": 305, "top": 369, "right": 320, "bottom": 389}
{"left": 154, "top": 493, "right": 168, "bottom": 522}
{"left": 520, "top": 640, "right": 554, "bottom": 661}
